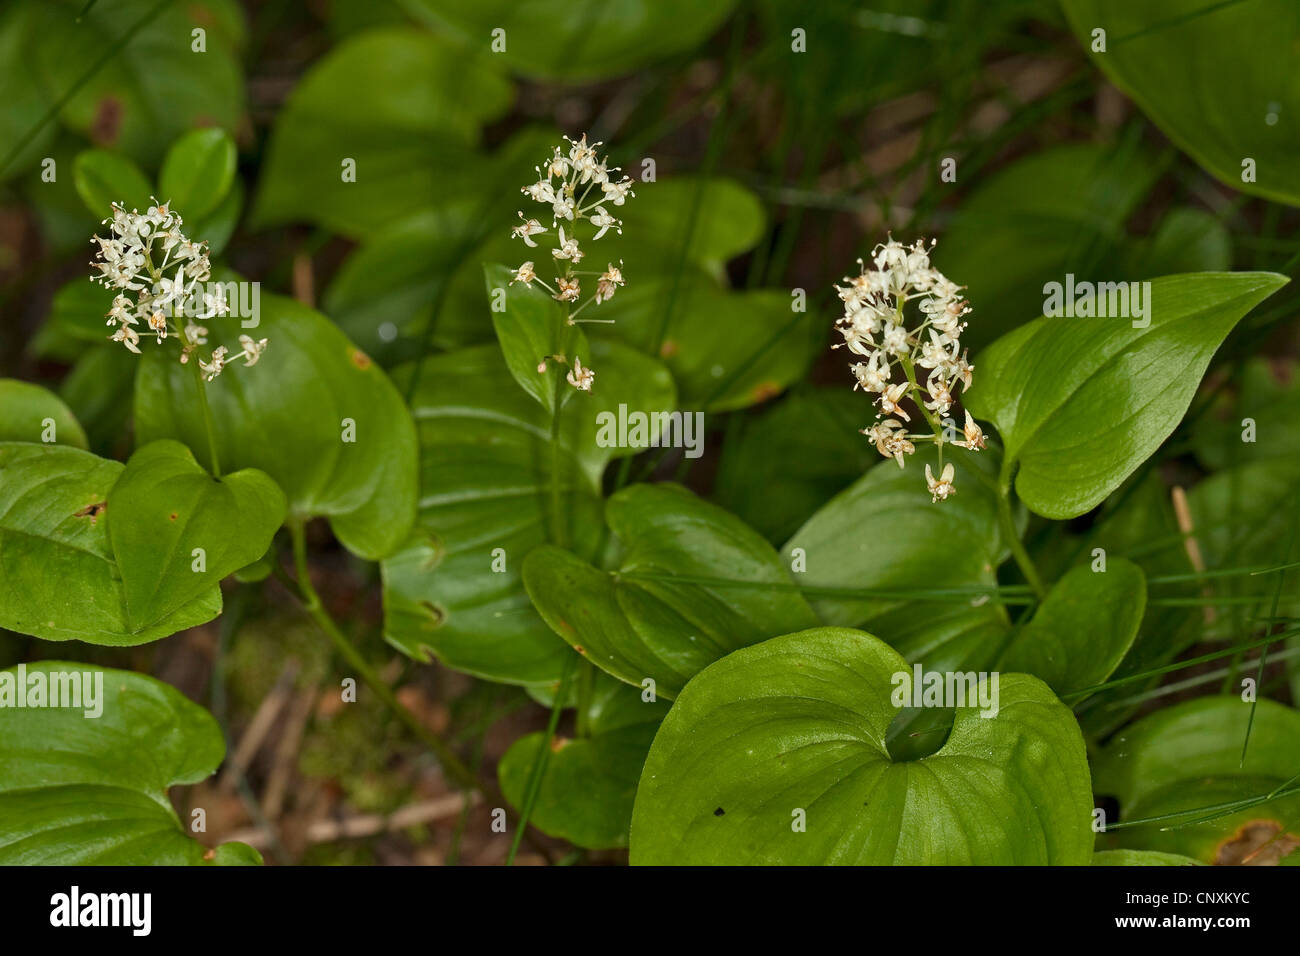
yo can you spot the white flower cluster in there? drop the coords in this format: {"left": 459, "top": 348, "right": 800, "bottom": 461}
{"left": 834, "top": 237, "right": 984, "bottom": 502}
{"left": 90, "top": 199, "right": 266, "bottom": 381}
{"left": 509, "top": 134, "right": 638, "bottom": 393}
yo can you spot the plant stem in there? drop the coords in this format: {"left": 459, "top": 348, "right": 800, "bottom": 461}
{"left": 549, "top": 372, "right": 567, "bottom": 549}
{"left": 996, "top": 483, "right": 1045, "bottom": 599}
{"left": 284, "top": 522, "right": 478, "bottom": 793}
{"left": 189, "top": 361, "right": 223, "bottom": 477}
{"left": 507, "top": 652, "right": 577, "bottom": 865}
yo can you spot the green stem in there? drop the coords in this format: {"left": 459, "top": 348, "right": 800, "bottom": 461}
{"left": 285, "top": 522, "right": 479, "bottom": 793}
{"left": 575, "top": 659, "right": 595, "bottom": 738}
{"left": 996, "top": 481, "right": 1045, "bottom": 599}
{"left": 549, "top": 372, "right": 567, "bottom": 548}
{"left": 507, "top": 653, "right": 577, "bottom": 865}
{"left": 189, "top": 361, "right": 222, "bottom": 478}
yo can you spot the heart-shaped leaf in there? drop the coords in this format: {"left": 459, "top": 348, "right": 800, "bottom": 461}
{"left": 1094, "top": 696, "right": 1300, "bottom": 864}
{"left": 1062, "top": 0, "right": 1300, "bottom": 206}
{"left": 382, "top": 342, "right": 673, "bottom": 684}
{"left": 0, "top": 379, "right": 88, "bottom": 448}
{"left": 524, "top": 484, "right": 820, "bottom": 699}
{"left": 1000, "top": 559, "right": 1145, "bottom": 700}
{"left": 134, "top": 286, "right": 418, "bottom": 560}
{"left": 106, "top": 440, "right": 284, "bottom": 631}
{"left": 630, "top": 627, "right": 1094, "bottom": 864}
{"left": 498, "top": 672, "right": 667, "bottom": 849}
{"left": 781, "top": 446, "right": 1007, "bottom": 626}
{"left": 965, "top": 272, "right": 1287, "bottom": 519}
{"left": 0, "top": 661, "right": 260, "bottom": 864}
{"left": 0, "top": 443, "right": 219, "bottom": 645}
{"left": 158, "top": 127, "right": 237, "bottom": 220}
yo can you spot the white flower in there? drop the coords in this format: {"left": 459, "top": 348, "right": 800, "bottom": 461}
{"left": 926, "top": 462, "right": 956, "bottom": 502}
{"left": 589, "top": 206, "right": 620, "bottom": 240}
{"left": 595, "top": 262, "right": 624, "bottom": 304}
{"left": 511, "top": 261, "right": 537, "bottom": 285}
{"left": 953, "top": 410, "right": 985, "bottom": 451}
{"left": 566, "top": 357, "right": 594, "bottom": 392}
{"left": 831, "top": 237, "right": 979, "bottom": 499}
{"left": 862, "top": 419, "right": 914, "bottom": 468}
{"left": 878, "top": 382, "right": 911, "bottom": 421}
{"left": 110, "top": 324, "right": 141, "bottom": 354}
{"left": 184, "top": 321, "right": 208, "bottom": 346}
{"left": 237, "top": 335, "right": 269, "bottom": 367}
{"left": 512, "top": 214, "right": 547, "bottom": 247}
{"left": 554, "top": 277, "right": 581, "bottom": 302}
{"left": 601, "top": 177, "right": 635, "bottom": 205}
{"left": 200, "top": 346, "right": 229, "bottom": 381}
{"left": 552, "top": 226, "right": 583, "bottom": 263}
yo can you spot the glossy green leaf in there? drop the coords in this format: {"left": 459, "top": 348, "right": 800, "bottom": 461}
{"left": 499, "top": 673, "right": 667, "bottom": 849}
{"left": 0, "top": 443, "right": 220, "bottom": 645}
{"left": 72, "top": 149, "right": 153, "bottom": 219}
{"left": 0, "top": 662, "right": 260, "bottom": 864}
{"left": 158, "top": 128, "right": 237, "bottom": 220}
{"left": 966, "top": 272, "right": 1287, "bottom": 520}
{"left": 134, "top": 287, "right": 417, "bottom": 560}
{"left": 524, "top": 484, "right": 820, "bottom": 699}
{"left": 934, "top": 143, "right": 1160, "bottom": 351}
{"left": 781, "top": 446, "right": 1006, "bottom": 626}
{"left": 1000, "top": 559, "right": 1145, "bottom": 699}
{"left": 630, "top": 627, "right": 1094, "bottom": 864}
{"left": 714, "top": 388, "right": 875, "bottom": 544}
{"left": 107, "top": 440, "right": 284, "bottom": 631}
{"left": 419, "top": 0, "right": 740, "bottom": 81}
{"left": 251, "top": 28, "right": 512, "bottom": 238}
{"left": 1062, "top": 0, "right": 1300, "bottom": 206}
{"left": 0, "top": 379, "right": 88, "bottom": 448}
{"left": 485, "top": 263, "right": 589, "bottom": 415}
{"left": 382, "top": 342, "right": 673, "bottom": 684}
{"left": 1094, "top": 697, "right": 1300, "bottom": 863}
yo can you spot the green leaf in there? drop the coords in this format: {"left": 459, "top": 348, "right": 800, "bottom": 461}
{"left": 419, "top": 0, "right": 740, "bottom": 81}
{"left": 484, "top": 263, "right": 589, "bottom": 415}
{"left": 966, "top": 272, "right": 1288, "bottom": 520}
{"left": 630, "top": 627, "right": 1094, "bottom": 864}
{"left": 158, "top": 127, "right": 237, "bottom": 220}
{"left": 0, "top": 443, "right": 220, "bottom": 645}
{"left": 107, "top": 440, "right": 285, "bottom": 631}
{"left": 72, "top": 148, "right": 153, "bottom": 218}
{"left": 15, "top": 0, "right": 246, "bottom": 171}
{"left": 1094, "top": 697, "right": 1300, "bottom": 863}
{"left": 714, "top": 388, "right": 875, "bottom": 544}
{"left": 1135, "top": 207, "right": 1231, "bottom": 277}
{"left": 0, "top": 379, "right": 88, "bottom": 448}
{"left": 0, "top": 662, "right": 260, "bottom": 864}
{"left": 1092, "top": 849, "right": 1201, "bottom": 866}
{"left": 934, "top": 143, "right": 1161, "bottom": 352}
{"left": 499, "top": 673, "right": 667, "bottom": 849}
{"left": 382, "top": 342, "right": 672, "bottom": 684}
{"left": 1000, "top": 559, "right": 1145, "bottom": 699}
{"left": 1062, "top": 0, "right": 1300, "bottom": 206}
{"left": 781, "top": 446, "right": 1006, "bottom": 626}
{"left": 596, "top": 278, "right": 819, "bottom": 412}
{"left": 250, "top": 28, "right": 512, "bottom": 237}
{"left": 524, "top": 484, "right": 819, "bottom": 699}
{"left": 134, "top": 287, "right": 418, "bottom": 560}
